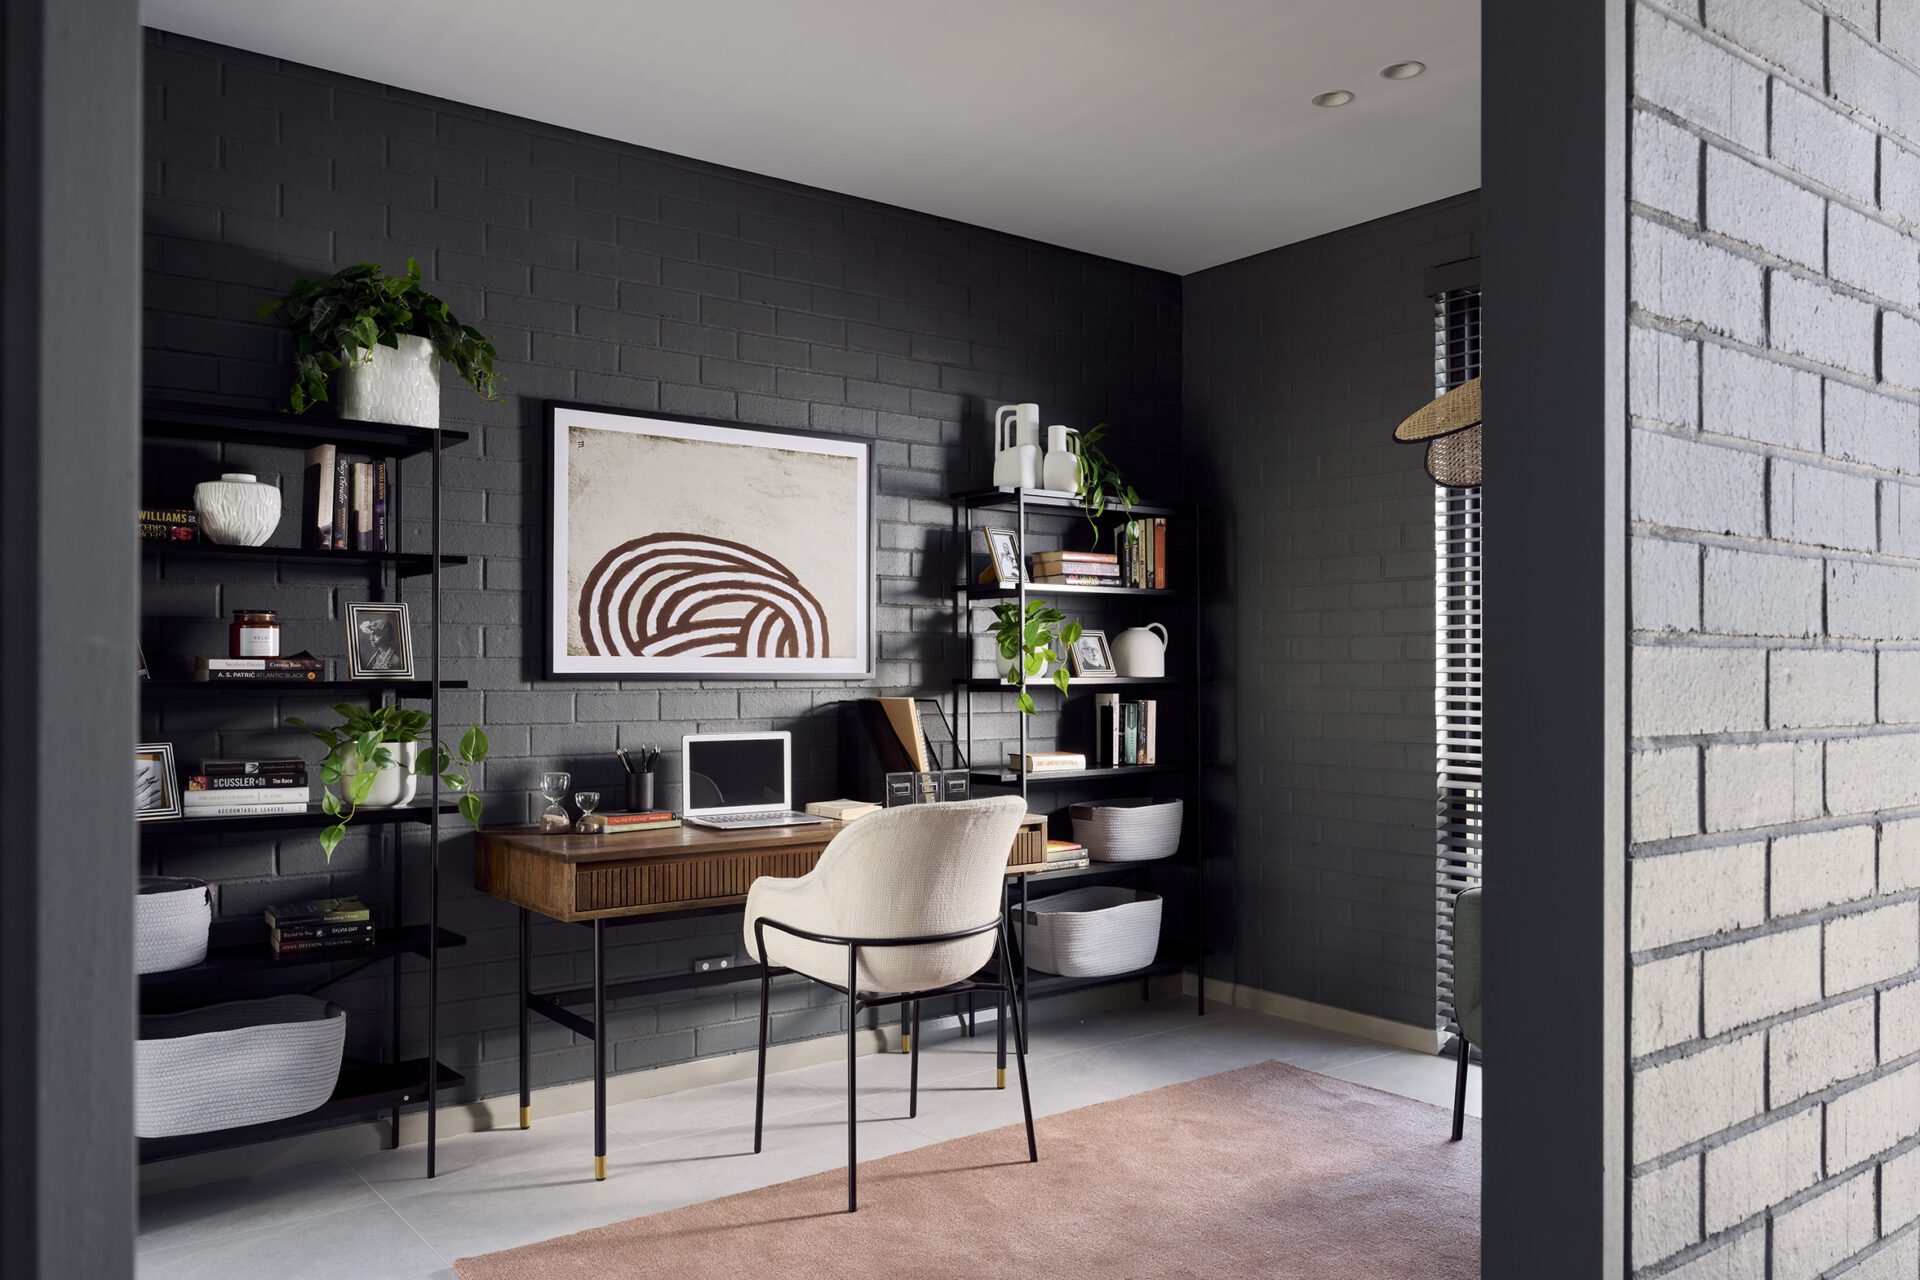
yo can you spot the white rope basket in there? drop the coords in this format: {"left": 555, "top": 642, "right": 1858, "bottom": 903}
{"left": 136, "top": 876, "right": 212, "bottom": 974}
{"left": 1016, "top": 887, "right": 1163, "bottom": 977}
{"left": 136, "top": 995, "right": 346, "bottom": 1138}
{"left": 1070, "top": 798, "right": 1184, "bottom": 862}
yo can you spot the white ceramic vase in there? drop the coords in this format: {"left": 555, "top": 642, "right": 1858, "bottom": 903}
{"left": 193, "top": 473, "right": 282, "bottom": 546}
{"left": 1112, "top": 623, "right": 1169, "bottom": 678}
{"left": 343, "top": 741, "right": 419, "bottom": 809}
{"left": 338, "top": 334, "right": 440, "bottom": 428}
{"left": 1042, "top": 425, "right": 1082, "bottom": 494}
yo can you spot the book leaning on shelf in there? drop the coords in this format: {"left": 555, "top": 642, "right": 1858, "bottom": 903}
{"left": 303, "top": 444, "right": 392, "bottom": 552}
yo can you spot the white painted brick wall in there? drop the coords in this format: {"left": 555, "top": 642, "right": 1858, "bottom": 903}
{"left": 1767, "top": 996, "right": 1875, "bottom": 1104}
{"left": 1632, "top": 7, "right": 1920, "bottom": 1275}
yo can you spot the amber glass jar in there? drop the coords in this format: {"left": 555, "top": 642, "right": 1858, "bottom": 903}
{"left": 229, "top": 609, "right": 281, "bottom": 658}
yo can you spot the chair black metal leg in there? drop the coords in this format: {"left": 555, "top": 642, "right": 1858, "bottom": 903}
{"left": 754, "top": 962, "right": 772, "bottom": 1154}
{"left": 909, "top": 999, "right": 922, "bottom": 1119}
{"left": 845, "top": 945, "right": 859, "bottom": 1213}
{"left": 1451, "top": 1036, "right": 1470, "bottom": 1142}
{"left": 999, "top": 925, "right": 1038, "bottom": 1163}
{"left": 518, "top": 907, "right": 531, "bottom": 1130}
{"left": 592, "top": 918, "right": 606, "bottom": 1181}
{"left": 995, "top": 983, "right": 1007, "bottom": 1089}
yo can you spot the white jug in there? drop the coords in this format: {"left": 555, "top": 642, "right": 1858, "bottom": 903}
{"left": 1111, "top": 623, "right": 1169, "bottom": 678}
{"left": 991, "top": 403, "right": 1042, "bottom": 488}
{"left": 1042, "top": 424, "right": 1081, "bottom": 494}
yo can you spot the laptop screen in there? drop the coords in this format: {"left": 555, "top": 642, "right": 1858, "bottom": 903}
{"left": 684, "top": 735, "right": 788, "bottom": 813}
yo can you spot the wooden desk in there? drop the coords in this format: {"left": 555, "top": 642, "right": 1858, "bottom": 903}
{"left": 476, "top": 819, "right": 1082, "bottom": 1181}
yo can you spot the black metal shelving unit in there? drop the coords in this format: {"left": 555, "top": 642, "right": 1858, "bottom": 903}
{"left": 950, "top": 486, "right": 1209, "bottom": 1041}
{"left": 138, "top": 400, "right": 462, "bottom": 1174}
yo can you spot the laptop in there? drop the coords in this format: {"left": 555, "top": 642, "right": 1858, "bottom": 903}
{"left": 680, "top": 731, "right": 834, "bottom": 830}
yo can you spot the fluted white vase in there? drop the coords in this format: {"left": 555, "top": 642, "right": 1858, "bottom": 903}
{"left": 337, "top": 334, "right": 439, "bottom": 428}
{"left": 193, "top": 473, "right": 281, "bottom": 546}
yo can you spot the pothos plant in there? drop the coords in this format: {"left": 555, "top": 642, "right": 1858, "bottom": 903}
{"left": 987, "top": 599, "right": 1081, "bottom": 716}
{"left": 258, "top": 258, "right": 502, "bottom": 414}
{"left": 1065, "top": 422, "right": 1138, "bottom": 545}
{"left": 287, "top": 704, "right": 490, "bottom": 861}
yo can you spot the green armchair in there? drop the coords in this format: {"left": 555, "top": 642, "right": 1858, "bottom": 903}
{"left": 1451, "top": 885, "right": 1481, "bottom": 1141}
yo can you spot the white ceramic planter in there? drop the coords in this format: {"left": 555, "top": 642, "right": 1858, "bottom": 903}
{"left": 193, "top": 473, "right": 281, "bottom": 546}
{"left": 338, "top": 334, "right": 439, "bottom": 428}
{"left": 343, "top": 740, "right": 418, "bottom": 809}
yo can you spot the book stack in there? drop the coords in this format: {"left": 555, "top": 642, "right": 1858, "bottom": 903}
{"left": 577, "top": 809, "right": 682, "bottom": 834}
{"left": 139, "top": 506, "right": 199, "bottom": 543}
{"left": 806, "top": 799, "right": 882, "bottom": 823}
{"left": 1119, "top": 517, "right": 1170, "bottom": 589}
{"left": 265, "top": 896, "right": 374, "bottom": 956}
{"left": 183, "top": 757, "right": 311, "bottom": 817}
{"left": 1093, "top": 693, "right": 1159, "bottom": 766}
{"left": 303, "top": 445, "right": 392, "bottom": 552}
{"left": 1008, "top": 750, "right": 1087, "bottom": 774}
{"left": 1029, "top": 549, "right": 1118, "bottom": 586}
{"left": 1039, "top": 838, "right": 1090, "bottom": 873}
{"left": 194, "top": 654, "right": 326, "bottom": 683}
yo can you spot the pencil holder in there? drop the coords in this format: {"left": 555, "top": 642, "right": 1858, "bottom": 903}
{"left": 626, "top": 771, "right": 654, "bottom": 812}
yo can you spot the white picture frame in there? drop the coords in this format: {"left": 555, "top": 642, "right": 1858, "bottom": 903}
{"left": 546, "top": 401, "right": 875, "bottom": 678}
{"left": 981, "top": 527, "right": 1023, "bottom": 588}
{"left": 345, "top": 602, "right": 414, "bottom": 680}
{"left": 135, "top": 742, "right": 181, "bottom": 822}
{"left": 1068, "top": 628, "right": 1118, "bottom": 678}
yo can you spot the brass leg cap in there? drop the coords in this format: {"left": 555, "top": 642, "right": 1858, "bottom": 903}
{"left": 901, "top": 1034, "right": 912, "bottom": 1054}
{"left": 519, "top": 1106, "right": 531, "bottom": 1130}
{"left": 594, "top": 1155, "right": 607, "bottom": 1181}
{"left": 997, "top": 1068, "right": 1006, "bottom": 1089}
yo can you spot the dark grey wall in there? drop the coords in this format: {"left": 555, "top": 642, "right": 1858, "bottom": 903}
{"left": 139, "top": 31, "right": 1182, "bottom": 1104}
{"left": 1184, "top": 191, "right": 1479, "bottom": 1028}
{"left": 3, "top": 0, "right": 142, "bottom": 1272}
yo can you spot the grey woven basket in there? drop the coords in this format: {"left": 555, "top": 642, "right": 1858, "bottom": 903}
{"left": 136, "top": 876, "right": 212, "bottom": 974}
{"left": 1070, "top": 797, "right": 1184, "bottom": 862}
{"left": 135, "top": 995, "right": 346, "bottom": 1138}
{"left": 1016, "top": 887, "right": 1163, "bottom": 977}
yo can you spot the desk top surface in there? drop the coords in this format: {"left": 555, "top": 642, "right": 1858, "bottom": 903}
{"left": 478, "top": 821, "right": 844, "bottom": 864}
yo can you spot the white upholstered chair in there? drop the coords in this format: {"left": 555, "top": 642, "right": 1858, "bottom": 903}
{"left": 743, "top": 794, "right": 1035, "bottom": 1211}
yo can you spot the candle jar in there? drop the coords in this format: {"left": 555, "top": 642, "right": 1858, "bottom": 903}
{"left": 229, "top": 610, "right": 281, "bottom": 658}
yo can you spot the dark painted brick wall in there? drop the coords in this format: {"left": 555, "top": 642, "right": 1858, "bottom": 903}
{"left": 1185, "top": 192, "right": 1479, "bottom": 1028}
{"left": 139, "top": 30, "right": 1182, "bottom": 1101}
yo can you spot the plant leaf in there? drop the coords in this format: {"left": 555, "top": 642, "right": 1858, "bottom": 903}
{"left": 458, "top": 793, "right": 483, "bottom": 826}
{"left": 318, "top": 825, "right": 345, "bottom": 862}
{"left": 1016, "top": 689, "right": 1036, "bottom": 717}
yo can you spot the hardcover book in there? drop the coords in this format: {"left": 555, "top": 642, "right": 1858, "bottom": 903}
{"left": 303, "top": 444, "right": 335, "bottom": 549}
{"left": 373, "top": 460, "right": 389, "bottom": 551}
{"left": 333, "top": 455, "right": 351, "bottom": 551}
{"left": 265, "top": 896, "right": 371, "bottom": 928}
{"left": 352, "top": 461, "right": 374, "bottom": 551}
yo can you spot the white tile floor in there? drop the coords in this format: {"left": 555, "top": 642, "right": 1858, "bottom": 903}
{"left": 136, "top": 998, "right": 1481, "bottom": 1279}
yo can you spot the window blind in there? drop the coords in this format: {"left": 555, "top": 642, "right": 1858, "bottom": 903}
{"left": 1433, "top": 286, "right": 1482, "bottom": 1037}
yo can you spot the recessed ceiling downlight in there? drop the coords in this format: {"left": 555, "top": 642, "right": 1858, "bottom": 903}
{"left": 1379, "top": 60, "right": 1427, "bottom": 80}
{"left": 1311, "top": 90, "right": 1355, "bottom": 108}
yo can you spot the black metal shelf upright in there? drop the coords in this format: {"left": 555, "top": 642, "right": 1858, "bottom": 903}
{"left": 950, "top": 486, "right": 1209, "bottom": 1033}
{"left": 137, "top": 400, "right": 464, "bottom": 1174}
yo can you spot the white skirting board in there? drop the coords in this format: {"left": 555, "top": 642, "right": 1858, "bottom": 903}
{"left": 140, "top": 971, "right": 1438, "bottom": 1193}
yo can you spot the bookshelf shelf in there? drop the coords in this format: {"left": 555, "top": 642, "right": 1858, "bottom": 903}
{"left": 138, "top": 397, "right": 462, "bottom": 1175}
{"left": 142, "top": 679, "right": 469, "bottom": 699}
{"left": 949, "top": 483, "right": 1209, "bottom": 1028}
{"left": 140, "top": 540, "right": 466, "bottom": 577}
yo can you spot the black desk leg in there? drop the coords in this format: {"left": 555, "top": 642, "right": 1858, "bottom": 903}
{"left": 518, "top": 908, "right": 531, "bottom": 1130}
{"left": 593, "top": 918, "right": 607, "bottom": 1181}
{"left": 1019, "top": 874, "right": 1030, "bottom": 1055}
{"left": 996, "top": 882, "right": 1007, "bottom": 1089}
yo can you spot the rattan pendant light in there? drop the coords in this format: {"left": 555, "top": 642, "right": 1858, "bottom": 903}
{"left": 1394, "top": 376, "right": 1482, "bottom": 487}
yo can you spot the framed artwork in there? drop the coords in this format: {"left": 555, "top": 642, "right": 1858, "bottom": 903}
{"left": 546, "top": 401, "right": 874, "bottom": 678}
{"left": 980, "top": 527, "right": 1022, "bottom": 588}
{"left": 345, "top": 602, "right": 414, "bottom": 679}
{"left": 135, "top": 743, "right": 181, "bottom": 822}
{"left": 1068, "top": 628, "right": 1117, "bottom": 678}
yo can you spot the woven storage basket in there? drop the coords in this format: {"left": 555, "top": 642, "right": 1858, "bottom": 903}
{"left": 1016, "top": 887, "right": 1162, "bottom": 977}
{"left": 1070, "top": 797, "right": 1184, "bottom": 862}
{"left": 136, "top": 995, "right": 346, "bottom": 1138}
{"left": 136, "top": 876, "right": 212, "bottom": 974}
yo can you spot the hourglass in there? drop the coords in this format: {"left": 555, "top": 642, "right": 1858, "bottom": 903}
{"left": 574, "top": 791, "right": 600, "bottom": 833}
{"left": 539, "top": 771, "right": 572, "bottom": 832}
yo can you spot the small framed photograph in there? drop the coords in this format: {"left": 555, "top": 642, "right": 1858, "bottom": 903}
{"left": 345, "top": 602, "right": 414, "bottom": 679}
{"left": 138, "top": 643, "right": 149, "bottom": 680}
{"left": 1069, "top": 628, "right": 1117, "bottom": 677}
{"left": 135, "top": 743, "right": 181, "bottom": 822}
{"left": 981, "top": 527, "right": 1023, "bottom": 588}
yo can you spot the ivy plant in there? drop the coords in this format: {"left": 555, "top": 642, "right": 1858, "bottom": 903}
{"left": 1065, "top": 423, "right": 1139, "bottom": 544}
{"left": 987, "top": 599, "right": 1081, "bottom": 716}
{"left": 288, "top": 704, "right": 489, "bottom": 861}
{"left": 258, "top": 258, "right": 502, "bottom": 414}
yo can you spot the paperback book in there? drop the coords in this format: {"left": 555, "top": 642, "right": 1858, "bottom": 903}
{"left": 265, "top": 896, "right": 371, "bottom": 928}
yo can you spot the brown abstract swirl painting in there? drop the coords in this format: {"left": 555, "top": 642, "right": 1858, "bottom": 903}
{"left": 576, "top": 533, "right": 829, "bottom": 659}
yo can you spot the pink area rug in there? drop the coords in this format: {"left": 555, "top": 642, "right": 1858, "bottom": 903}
{"left": 456, "top": 1059, "right": 1480, "bottom": 1279}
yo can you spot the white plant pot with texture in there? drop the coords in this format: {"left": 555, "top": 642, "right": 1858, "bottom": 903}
{"left": 343, "top": 741, "right": 418, "bottom": 809}
{"left": 338, "top": 335, "right": 439, "bottom": 428}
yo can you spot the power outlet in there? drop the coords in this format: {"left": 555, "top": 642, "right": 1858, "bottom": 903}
{"left": 692, "top": 956, "right": 734, "bottom": 974}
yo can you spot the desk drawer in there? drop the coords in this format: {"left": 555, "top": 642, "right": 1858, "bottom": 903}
{"left": 574, "top": 844, "right": 827, "bottom": 915}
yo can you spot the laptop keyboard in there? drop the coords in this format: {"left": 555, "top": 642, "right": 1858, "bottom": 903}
{"left": 698, "top": 811, "right": 804, "bottom": 826}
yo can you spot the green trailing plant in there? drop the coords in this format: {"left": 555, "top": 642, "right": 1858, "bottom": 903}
{"left": 287, "top": 704, "right": 489, "bottom": 860}
{"left": 258, "top": 259, "right": 502, "bottom": 414}
{"left": 1065, "top": 423, "right": 1138, "bottom": 544}
{"left": 987, "top": 599, "right": 1081, "bottom": 716}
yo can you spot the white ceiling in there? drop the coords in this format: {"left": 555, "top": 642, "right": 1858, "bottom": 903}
{"left": 143, "top": 0, "right": 1480, "bottom": 275}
